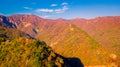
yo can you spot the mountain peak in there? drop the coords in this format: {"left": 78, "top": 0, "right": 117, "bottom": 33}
{"left": 7, "top": 14, "right": 44, "bottom": 25}
{"left": 8, "top": 14, "right": 43, "bottom": 20}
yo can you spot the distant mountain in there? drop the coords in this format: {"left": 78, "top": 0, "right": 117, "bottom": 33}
{"left": 1, "top": 14, "right": 119, "bottom": 66}
{"left": 71, "top": 16, "right": 120, "bottom": 64}
{"left": 7, "top": 14, "right": 44, "bottom": 37}
{"left": 71, "top": 16, "right": 120, "bottom": 47}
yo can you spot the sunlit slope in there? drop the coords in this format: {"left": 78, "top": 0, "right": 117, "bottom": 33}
{"left": 36, "top": 24, "right": 109, "bottom": 65}
{"left": 71, "top": 17, "right": 120, "bottom": 65}
{"left": 71, "top": 16, "right": 120, "bottom": 52}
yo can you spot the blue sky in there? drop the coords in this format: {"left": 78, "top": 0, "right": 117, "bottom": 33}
{"left": 0, "top": 0, "right": 120, "bottom": 19}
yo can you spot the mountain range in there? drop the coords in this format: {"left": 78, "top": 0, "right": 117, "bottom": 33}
{"left": 0, "top": 14, "right": 120, "bottom": 66}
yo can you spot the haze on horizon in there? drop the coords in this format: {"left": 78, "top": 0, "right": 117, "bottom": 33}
{"left": 0, "top": 0, "right": 120, "bottom": 19}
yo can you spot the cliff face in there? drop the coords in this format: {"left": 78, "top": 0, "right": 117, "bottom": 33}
{"left": 0, "top": 15, "right": 14, "bottom": 27}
